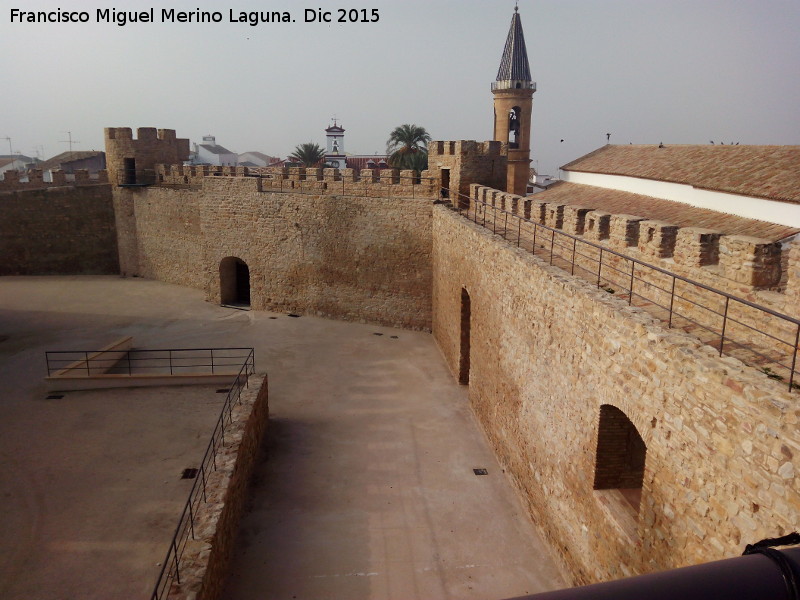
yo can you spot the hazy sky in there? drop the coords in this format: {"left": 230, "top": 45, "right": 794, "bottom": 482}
{"left": 1, "top": 0, "right": 799, "bottom": 175}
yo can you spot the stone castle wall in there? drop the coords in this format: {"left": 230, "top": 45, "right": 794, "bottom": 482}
{"left": 113, "top": 176, "right": 433, "bottom": 329}
{"left": 0, "top": 184, "right": 118, "bottom": 275}
{"left": 0, "top": 169, "right": 108, "bottom": 191}
{"left": 432, "top": 204, "right": 799, "bottom": 585}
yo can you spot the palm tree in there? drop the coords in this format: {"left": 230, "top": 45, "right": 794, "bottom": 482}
{"left": 386, "top": 124, "right": 431, "bottom": 171}
{"left": 290, "top": 142, "right": 326, "bottom": 167}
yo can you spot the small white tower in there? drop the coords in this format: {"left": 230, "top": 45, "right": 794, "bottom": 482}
{"left": 325, "top": 120, "right": 346, "bottom": 169}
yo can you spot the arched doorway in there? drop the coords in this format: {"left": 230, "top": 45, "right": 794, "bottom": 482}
{"left": 219, "top": 257, "right": 251, "bottom": 307}
{"left": 459, "top": 288, "right": 471, "bottom": 384}
{"left": 594, "top": 404, "right": 646, "bottom": 514}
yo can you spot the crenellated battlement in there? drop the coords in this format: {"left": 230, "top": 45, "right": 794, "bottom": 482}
{"left": 469, "top": 184, "right": 799, "bottom": 300}
{"left": 0, "top": 169, "right": 109, "bottom": 192}
{"left": 153, "top": 164, "right": 438, "bottom": 199}
{"left": 104, "top": 126, "right": 190, "bottom": 186}
{"left": 428, "top": 140, "right": 505, "bottom": 158}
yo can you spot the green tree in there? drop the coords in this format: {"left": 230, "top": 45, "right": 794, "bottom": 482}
{"left": 386, "top": 124, "right": 431, "bottom": 171}
{"left": 290, "top": 142, "right": 326, "bottom": 167}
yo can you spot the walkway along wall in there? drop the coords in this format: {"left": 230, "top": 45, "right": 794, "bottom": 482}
{"left": 113, "top": 176, "right": 433, "bottom": 329}
{"left": 432, "top": 204, "right": 799, "bottom": 585}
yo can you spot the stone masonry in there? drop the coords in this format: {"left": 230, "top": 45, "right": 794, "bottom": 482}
{"left": 432, "top": 204, "right": 799, "bottom": 585}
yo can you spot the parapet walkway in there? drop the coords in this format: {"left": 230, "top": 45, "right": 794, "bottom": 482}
{"left": 0, "top": 277, "right": 565, "bottom": 600}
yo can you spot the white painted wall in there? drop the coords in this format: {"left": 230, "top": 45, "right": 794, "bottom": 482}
{"left": 562, "top": 170, "right": 800, "bottom": 231}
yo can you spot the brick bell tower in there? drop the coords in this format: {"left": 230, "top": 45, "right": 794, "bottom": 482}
{"left": 492, "top": 5, "right": 536, "bottom": 195}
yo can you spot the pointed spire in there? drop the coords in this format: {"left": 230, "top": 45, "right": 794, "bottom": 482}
{"left": 496, "top": 6, "right": 532, "bottom": 83}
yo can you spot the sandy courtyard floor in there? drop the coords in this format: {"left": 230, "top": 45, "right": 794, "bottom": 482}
{"left": 0, "top": 276, "right": 564, "bottom": 599}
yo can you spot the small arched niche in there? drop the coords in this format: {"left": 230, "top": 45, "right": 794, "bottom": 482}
{"left": 219, "top": 256, "right": 251, "bottom": 307}
{"left": 593, "top": 404, "right": 647, "bottom": 537}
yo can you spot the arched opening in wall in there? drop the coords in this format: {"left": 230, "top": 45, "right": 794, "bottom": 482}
{"left": 594, "top": 405, "right": 646, "bottom": 534}
{"left": 508, "top": 106, "right": 521, "bottom": 149}
{"left": 219, "top": 257, "right": 251, "bottom": 308}
{"left": 458, "top": 288, "right": 471, "bottom": 385}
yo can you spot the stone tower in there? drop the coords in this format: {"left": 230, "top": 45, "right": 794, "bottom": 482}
{"left": 492, "top": 6, "right": 536, "bottom": 196}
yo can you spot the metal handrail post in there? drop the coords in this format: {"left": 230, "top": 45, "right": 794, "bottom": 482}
{"left": 211, "top": 349, "right": 215, "bottom": 374}
{"left": 169, "top": 350, "right": 173, "bottom": 375}
{"left": 789, "top": 324, "right": 800, "bottom": 392}
{"left": 85, "top": 351, "right": 90, "bottom": 376}
{"left": 597, "top": 248, "right": 603, "bottom": 287}
{"left": 172, "top": 539, "right": 181, "bottom": 584}
{"left": 668, "top": 277, "right": 677, "bottom": 328}
{"left": 188, "top": 502, "right": 195, "bottom": 540}
{"left": 549, "top": 230, "right": 555, "bottom": 265}
{"left": 629, "top": 262, "right": 635, "bottom": 305}
{"left": 127, "top": 350, "right": 132, "bottom": 375}
{"left": 571, "top": 238, "right": 577, "bottom": 275}
{"left": 517, "top": 217, "right": 522, "bottom": 247}
{"left": 532, "top": 221, "right": 537, "bottom": 254}
{"left": 719, "top": 297, "right": 730, "bottom": 356}
{"left": 200, "top": 464, "right": 207, "bottom": 502}
{"left": 504, "top": 211, "right": 508, "bottom": 239}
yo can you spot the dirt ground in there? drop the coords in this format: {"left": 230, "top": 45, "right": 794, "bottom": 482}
{"left": 0, "top": 276, "right": 565, "bottom": 599}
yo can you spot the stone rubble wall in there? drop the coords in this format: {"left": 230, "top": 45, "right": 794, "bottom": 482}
{"left": 432, "top": 204, "right": 799, "bottom": 586}
{"left": 0, "top": 184, "right": 119, "bottom": 275}
{"left": 155, "top": 163, "right": 437, "bottom": 199}
{"left": 427, "top": 140, "right": 507, "bottom": 204}
{"left": 471, "top": 184, "right": 796, "bottom": 301}
{"left": 165, "top": 374, "right": 269, "bottom": 600}
{"left": 468, "top": 185, "right": 800, "bottom": 363}
{"left": 113, "top": 175, "right": 433, "bottom": 330}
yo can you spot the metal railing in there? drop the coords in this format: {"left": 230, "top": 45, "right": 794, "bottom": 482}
{"left": 449, "top": 189, "right": 800, "bottom": 393}
{"left": 151, "top": 348, "right": 256, "bottom": 600}
{"left": 45, "top": 347, "right": 254, "bottom": 377}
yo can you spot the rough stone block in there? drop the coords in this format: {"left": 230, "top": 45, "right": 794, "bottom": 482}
{"left": 609, "top": 214, "right": 646, "bottom": 250}
{"left": 674, "top": 227, "right": 722, "bottom": 267}
{"left": 530, "top": 201, "right": 547, "bottom": 224}
{"left": 544, "top": 203, "right": 565, "bottom": 230}
{"left": 719, "top": 235, "right": 782, "bottom": 288}
{"left": 563, "top": 205, "right": 593, "bottom": 236}
{"left": 638, "top": 220, "right": 679, "bottom": 259}
{"left": 585, "top": 211, "right": 611, "bottom": 241}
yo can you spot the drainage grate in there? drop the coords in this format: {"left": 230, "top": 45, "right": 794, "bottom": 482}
{"left": 287, "top": 313, "right": 301, "bottom": 318}
{"left": 269, "top": 316, "right": 278, "bottom": 319}
{"left": 390, "top": 335, "right": 399, "bottom": 339}
{"left": 46, "top": 394, "right": 64, "bottom": 400}
{"left": 216, "top": 388, "right": 229, "bottom": 394}
{"left": 181, "top": 468, "right": 199, "bottom": 480}
{"left": 473, "top": 468, "right": 489, "bottom": 476}
{"left": 373, "top": 332, "right": 383, "bottom": 336}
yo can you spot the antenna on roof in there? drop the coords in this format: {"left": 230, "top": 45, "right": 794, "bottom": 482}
{"left": 1, "top": 136, "right": 12, "bottom": 156}
{"left": 59, "top": 131, "right": 80, "bottom": 161}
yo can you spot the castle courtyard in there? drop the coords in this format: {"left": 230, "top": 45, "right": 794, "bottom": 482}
{"left": 0, "top": 275, "right": 565, "bottom": 599}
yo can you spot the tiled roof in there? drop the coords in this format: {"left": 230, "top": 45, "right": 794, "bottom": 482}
{"left": 535, "top": 181, "right": 800, "bottom": 243}
{"left": 562, "top": 144, "right": 800, "bottom": 204}
{"left": 199, "top": 144, "right": 234, "bottom": 155}
{"left": 496, "top": 8, "right": 532, "bottom": 82}
{"left": 346, "top": 156, "right": 390, "bottom": 170}
{"left": 240, "top": 151, "right": 277, "bottom": 163}
{"left": 37, "top": 151, "right": 104, "bottom": 171}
